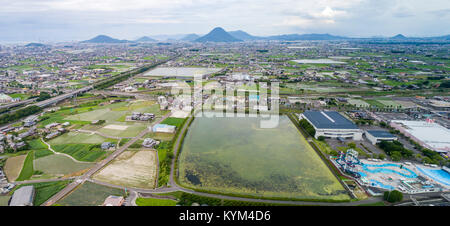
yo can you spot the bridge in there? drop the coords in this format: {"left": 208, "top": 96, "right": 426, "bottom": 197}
{"left": 30, "top": 86, "right": 93, "bottom": 108}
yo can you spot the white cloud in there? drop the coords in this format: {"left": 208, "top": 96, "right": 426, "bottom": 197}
{"left": 0, "top": 0, "right": 449, "bottom": 40}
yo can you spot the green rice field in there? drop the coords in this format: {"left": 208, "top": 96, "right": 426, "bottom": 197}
{"left": 34, "top": 154, "right": 94, "bottom": 176}
{"left": 135, "top": 198, "right": 177, "bottom": 206}
{"left": 178, "top": 114, "right": 350, "bottom": 201}
{"left": 49, "top": 132, "right": 112, "bottom": 145}
{"left": 48, "top": 132, "right": 115, "bottom": 162}
{"left": 56, "top": 181, "right": 126, "bottom": 206}
{"left": 13, "top": 181, "right": 71, "bottom": 206}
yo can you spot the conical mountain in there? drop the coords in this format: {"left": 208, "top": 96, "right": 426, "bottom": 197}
{"left": 194, "top": 27, "right": 242, "bottom": 42}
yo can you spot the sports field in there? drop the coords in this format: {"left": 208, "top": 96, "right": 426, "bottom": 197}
{"left": 178, "top": 114, "right": 350, "bottom": 201}
{"left": 377, "top": 99, "right": 402, "bottom": 108}
{"left": 348, "top": 99, "right": 370, "bottom": 107}
{"left": 93, "top": 150, "right": 157, "bottom": 189}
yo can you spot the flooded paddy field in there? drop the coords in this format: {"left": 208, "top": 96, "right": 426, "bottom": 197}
{"left": 178, "top": 114, "right": 350, "bottom": 201}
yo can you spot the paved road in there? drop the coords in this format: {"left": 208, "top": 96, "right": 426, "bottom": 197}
{"left": 41, "top": 112, "right": 172, "bottom": 206}
{"left": 14, "top": 177, "right": 75, "bottom": 185}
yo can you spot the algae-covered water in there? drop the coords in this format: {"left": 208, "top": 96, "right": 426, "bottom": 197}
{"left": 178, "top": 114, "right": 349, "bottom": 201}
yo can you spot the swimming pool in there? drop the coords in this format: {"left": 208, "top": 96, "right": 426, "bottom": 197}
{"left": 416, "top": 167, "right": 450, "bottom": 186}
{"left": 369, "top": 179, "right": 395, "bottom": 190}
{"left": 361, "top": 163, "right": 417, "bottom": 178}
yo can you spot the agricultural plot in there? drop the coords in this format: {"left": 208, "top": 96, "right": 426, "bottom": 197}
{"left": 3, "top": 155, "right": 27, "bottom": 182}
{"left": 0, "top": 195, "right": 11, "bottom": 206}
{"left": 57, "top": 181, "right": 126, "bottom": 206}
{"left": 51, "top": 144, "right": 107, "bottom": 162}
{"left": 178, "top": 114, "right": 350, "bottom": 201}
{"left": 135, "top": 198, "right": 177, "bottom": 206}
{"left": 348, "top": 99, "right": 370, "bottom": 107}
{"left": 13, "top": 181, "right": 70, "bottom": 206}
{"left": 65, "top": 108, "right": 126, "bottom": 122}
{"left": 48, "top": 132, "right": 115, "bottom": 162}
{"left": 65, "top": 100, "right": 161, "bottom": 138}
{"left": 16, "top": 151, "right": 34, "bottom": 181}
{"left": 34, "top": 154, "right": 94, "bottom": 177}
{"left": 97, "top": 122, "right": 148, "bottom": 138}
{"left": 93, "top": 150, "right": 157, "bottom": 189}
{"left": 145, "top": 132, "right": 174, "bottom": 141}
{"left": 161, "top": 117, "right": 185, "bottom": 128}
{"left": 395, "top": 100, "right": 417, "bottom": 109}
{"left": 26, "top": 139, "right": 53, "bottom": 159}
{"left": 144, "top": 67, "right": 222, "bottom": 78}
{"left": 49, "top": 132, "right": 111, "bottom": 145}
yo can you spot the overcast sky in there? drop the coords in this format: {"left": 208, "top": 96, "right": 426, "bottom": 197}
{"left": 1, "top": 0, "right": 449, "bottom": 42}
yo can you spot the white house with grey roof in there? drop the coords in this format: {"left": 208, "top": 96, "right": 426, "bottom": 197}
{"left": 299, "top": 110, "right": 362, "bottom": 140}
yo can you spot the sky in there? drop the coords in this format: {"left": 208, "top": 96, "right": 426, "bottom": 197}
{"left": 0, "top": 0, "right": 449, "bottom": 42}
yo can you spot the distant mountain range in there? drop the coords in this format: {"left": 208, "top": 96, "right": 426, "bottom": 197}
{"left": 181, "top": 34, "right": 201, "bottom": 41}
{"left": 81, "top": 35, "right": 131, "bottom": 43}
{"left": 265, "top": 33, "right": 348, "bottom": 41}
{"left": 228, "top": 30, "right": 264, "bottom": 41}
{"left": 135, "top": 36, "right": 157, "bottom": 42}
{"left": 79, "top": 29, "right": 450, "bottom": 44}
{"left": 25, "top": 42, "right": 46, "bottom": 47}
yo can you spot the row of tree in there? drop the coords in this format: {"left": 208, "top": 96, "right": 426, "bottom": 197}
{"left": 298, "top": 119, "right": 316, "bottom": 137}
{"left": 378, "top": 140, "right": 413, "bottom": 161}
{"left": 0, "top": 105, "right": 41, "bottom": 125}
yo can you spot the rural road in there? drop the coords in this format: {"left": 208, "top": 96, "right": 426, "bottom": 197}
{"left": 41, "top": 112, "right": 172, "bottom": 206}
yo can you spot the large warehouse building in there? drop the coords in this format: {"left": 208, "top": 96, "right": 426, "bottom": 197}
{"left": 299, "top": 110, "right": 362, "bottom": 140}
{"left": 390, "top": 120, "right": 450, "bottom": 154}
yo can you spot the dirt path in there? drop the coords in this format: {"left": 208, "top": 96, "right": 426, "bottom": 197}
{"left": 41, "top": 138, "right": 92, "bottom": 164}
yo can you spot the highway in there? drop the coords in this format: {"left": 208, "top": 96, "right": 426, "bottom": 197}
{"left": 0, "top": 98, "right": 35, "bottom": 111}
{"left": 31, "top": 86, "right": 93, "bottom": 108}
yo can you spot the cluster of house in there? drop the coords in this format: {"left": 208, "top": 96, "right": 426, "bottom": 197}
{"left": 126, "top": 112, "right": 155, "bottom": 121}
{"left": 0, "top": 166, "right": 14, "bottom": 195}
{"left": 44, "top": 122, "right": 70, "bottom": 140}
{"left": 101, "top": 142, "right": 116, "bottom": 150}
{"left": 0, "top": 93, "right": 21, "bottom": 103}
{"left": 0, "top": 127, "right": 36, "bottom": 153}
